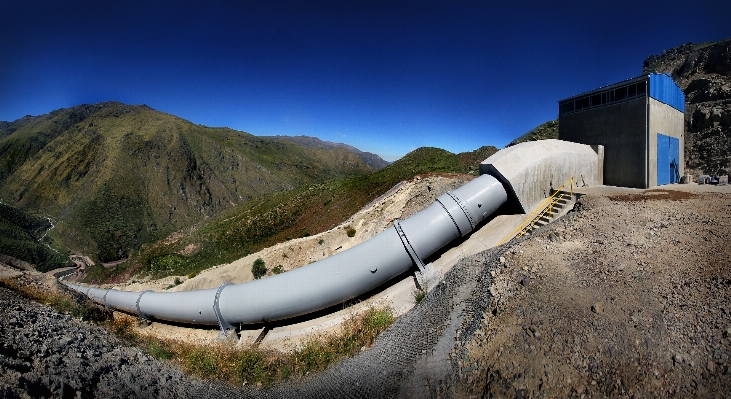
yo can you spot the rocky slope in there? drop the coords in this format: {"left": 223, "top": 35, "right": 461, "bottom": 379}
{"left": 643, "top": 39, "right": 731, "bottom": 175}
{"left": 0, "top": 283, "right": 248, "bottom": 398}
{"left": 0, "top": 102, "right": 374, "bottom": 263}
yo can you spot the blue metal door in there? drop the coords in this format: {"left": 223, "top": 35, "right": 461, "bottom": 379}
{"left": 657, "top": 133, "right": 669, "bottom": 185}
{"left": 669, "top": 136, "right": 679, "bottom": 183}
{"left": 657, "top": 133, "right": 680, "bottom": 185}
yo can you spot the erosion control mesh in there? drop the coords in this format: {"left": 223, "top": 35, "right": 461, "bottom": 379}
{"left": 233, "top": 242, "right": 516, "bottom": 398}
{"left": 0, "top": 235, "right": 520, "bottom": 399}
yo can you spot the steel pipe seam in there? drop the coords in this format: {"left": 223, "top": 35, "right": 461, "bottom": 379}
{"left": 104, "top": 289, "right": 144, "bottom": 315}
{"left": 137, "top": 289, "right": 220, "bottom": 324}
{"left": 434, "top": 198, "right": 462, "bottom": 235}
{"left": 102, "top": 289, "right": 111, "bottom": 308}
{"left": 435, "top": 194, "right": 472, "bottom": 236}
{"left": 86, "top": 287, "right": 110, "bottom": 305}
{"left": 452, "top": 174, "right": 507, "bottom": 223}
{"left": 399, "top": 202, "right": 462, "bottom": 261}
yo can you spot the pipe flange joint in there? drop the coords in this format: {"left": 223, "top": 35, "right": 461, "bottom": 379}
{"left": 102, "top": 289, "right": 111, "bottom": 309}
{"left": 435, "top": 198, "right": 462, "bottom": 236}
{"left": 213, "top": 282, "right": 235, "bottom": 336}
{"left": 445, "top": 191, "right": 475, "bottom": 231}
{"left": 394, "top": 219, "right": 425, "bottom": 273}
{"left": 135, "top": 290, "right": 152, "bottom": 320}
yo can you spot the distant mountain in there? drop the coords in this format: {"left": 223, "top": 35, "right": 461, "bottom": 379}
{"left": 0, "top": 102, "right": 374, "bottom": 262}
{"left": 643, "top": 38, "right": 731, "bottom": 175}
{"left": 261, "top": 135, "right": 391, "bottom": 170}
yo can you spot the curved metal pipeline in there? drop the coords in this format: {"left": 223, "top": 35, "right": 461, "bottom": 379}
{"left": 65, "top": 174, "right": 508, "bottom": 331}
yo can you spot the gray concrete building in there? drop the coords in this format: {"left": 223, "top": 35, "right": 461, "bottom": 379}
{"left": 558, "top": 73, "right": 684, "bottom": 188}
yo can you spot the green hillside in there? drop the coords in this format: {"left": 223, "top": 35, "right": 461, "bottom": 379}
{"left": 0, "top": 102, "right": 374, "bottom": 262}
{"left": 508, "top": 119, "right": 559, "bottom": 146}
{"left": 86, "top": 145, "right": 499, "bottom": 282}
{"left": 0, "top": 203, "right": 70, "bottom": 272}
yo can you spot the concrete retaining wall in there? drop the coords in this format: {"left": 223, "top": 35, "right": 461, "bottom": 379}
{"left": 479, "top": 139, "right": 603, "bottom": 213}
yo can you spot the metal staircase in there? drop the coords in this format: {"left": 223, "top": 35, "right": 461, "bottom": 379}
{"left": 498, "top": 177, "right": 576, "bottom": 245}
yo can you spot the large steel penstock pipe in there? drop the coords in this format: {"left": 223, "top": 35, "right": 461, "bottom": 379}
{"left": 65, "top": 174, "right": 508, "bottom": 327}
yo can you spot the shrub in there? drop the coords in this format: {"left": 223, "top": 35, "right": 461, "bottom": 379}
{"left": 174, "top": 277, "right": 182, "bottom": 286}
{"left": 252, "top": 258, "right": 267, "bottom": 279}
{"left": 318, "top": 239, "right": 324, "bottom": 245}
{"left": 272, "top": 265, "right": 284, "bottom": 274}
{"left": 346, "top": 227, "right": 356, "bottom": 237}
{"left": 413, "top": 289, "right": 427, "bottom": 304}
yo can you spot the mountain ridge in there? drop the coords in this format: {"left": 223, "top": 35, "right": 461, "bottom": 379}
{"left": 260, "top": 135, "right": 391, "bottom": 170}
{"left": 0, "top": 102, "right": 375, "bottom": 262}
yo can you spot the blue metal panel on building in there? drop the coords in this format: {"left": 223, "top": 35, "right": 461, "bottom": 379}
{"left": 657, "top": 133, "right": 680, "bottom": 185}
{"left": 649, "top": 74, "right": 685, "bottom": 112}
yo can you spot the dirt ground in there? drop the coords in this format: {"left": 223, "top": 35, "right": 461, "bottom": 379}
{"left": 458, "top": 185, "right": 731, "bottom": 398}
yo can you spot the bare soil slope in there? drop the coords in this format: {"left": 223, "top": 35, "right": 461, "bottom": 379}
{"left": 457, "top": 186, "right": 731, "bottom": 398}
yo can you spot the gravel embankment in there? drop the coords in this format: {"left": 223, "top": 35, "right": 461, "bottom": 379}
{"left": 0, "top": 285, "right": 247, "bottom": 398}
{"left": 457, "top": 190, "right": 731, "bottom": 398}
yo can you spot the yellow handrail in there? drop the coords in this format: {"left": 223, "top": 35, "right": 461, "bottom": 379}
{"left": 497, "top": 176, "right": 574, "bottom": 246}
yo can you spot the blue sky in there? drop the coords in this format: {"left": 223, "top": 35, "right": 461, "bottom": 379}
{"left": 1, "top": 1, "right": 729, "bottom": 161}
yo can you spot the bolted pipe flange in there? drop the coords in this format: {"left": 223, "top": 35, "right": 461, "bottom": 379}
{"left": 213, "top": 282, "right": 235, "bottom": 337}
{"left": 445, "top": 191, "right": 475, "bottom": 231}
{"left": 394, "top": 219, "right": 425, "bottom": 273}
{"left": 102, "top": 289, "right": 111, "bottom": 309}
{"left": 135, "top": 290, "right": 152, "bottom": 321}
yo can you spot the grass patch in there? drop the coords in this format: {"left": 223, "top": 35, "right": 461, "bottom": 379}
{"left": 105, "top": 306, "right": 394, "bottom": 386}
{"left": 1, "top": 272, "right": 394, "bottom": 387}
{"left": 413, "top": 288, "right": 427, "bottom": 304}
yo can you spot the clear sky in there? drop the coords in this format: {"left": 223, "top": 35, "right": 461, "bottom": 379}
{"left": 1, "top": 1, "right": 729, "bottom": 161}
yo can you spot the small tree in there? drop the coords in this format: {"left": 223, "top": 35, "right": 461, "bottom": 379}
{"left": 252, "top": 258, "right": 267, "bottom": 279}
{"left": 346, "top": 227, "right": 356, "bottom": 237}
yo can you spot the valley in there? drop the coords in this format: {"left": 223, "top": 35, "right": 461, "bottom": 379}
{"left": 0, "top": 37, "right": 730, "bottom": 398}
